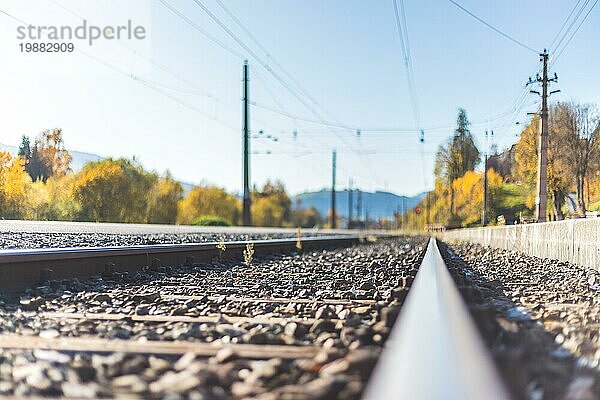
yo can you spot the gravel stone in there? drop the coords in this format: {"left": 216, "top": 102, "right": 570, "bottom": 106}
{"left": 441, "top": 241, "right": 600, "bottom": 400}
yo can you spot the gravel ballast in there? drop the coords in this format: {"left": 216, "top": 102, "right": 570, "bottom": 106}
{"left": 0, "top": 237, "right": 427, "bottom": 399}
{"left": 441, "top": 241, "right": 600, "bottom": 400}
{"left": 0, "top": 232, "right": 332, "bottom": 250}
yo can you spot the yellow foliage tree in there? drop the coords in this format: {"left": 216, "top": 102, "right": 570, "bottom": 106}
{"left": 147, "top": 174, "right": 183, "bottom": 224}
{"left": 0, "top": 152, "right": 31, "bottom": 218}
{"left": 452, "top": 169, "right": 503, "bottom": 226}
{"left": 403, "top": 169, "right": 504, "bottom": 229}
{"left": 27, "top": 175, "right": 80, "bottom": 221}
{"left": 23, "top": 129, "right": 73, "bottom": 182}
{"left": 514, "top": 113, "right": 570, "bottom": 218}
{"left": 251, "top": 180, "right": 292, "bottom": 227}
{"left": 252, "top": 196, "right": 288, "bottom": 227}
{"left": 177, "top": 186, "right": 240, "bottom": 225}
{"left": 71, "top": 159, "right": 156, "bottom": 222}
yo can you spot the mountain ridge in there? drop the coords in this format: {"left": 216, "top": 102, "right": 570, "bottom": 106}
{"left": 294, "top": 189, "right": 426, "bottom": 219}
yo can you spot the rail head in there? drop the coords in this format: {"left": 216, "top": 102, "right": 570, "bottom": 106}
{"left": 363, "top": 237, "right": 511, "bottom": 400}
{"left": 0, "top": 235, "right": 363, "bottom": 264}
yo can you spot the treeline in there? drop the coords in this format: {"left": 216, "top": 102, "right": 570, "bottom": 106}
{"left": 0, "top": 129, "right": 322, "bottom": 227}
{"left": 405, "top": 102, "right": 600, "bottom": 229}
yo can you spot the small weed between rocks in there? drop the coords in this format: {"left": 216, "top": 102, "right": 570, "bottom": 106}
{"left": 296, "top": 227, "right": 302, "bottom": 251}
{"left": 216, "top": 236, "right": 226, "bottom": 260}
{"left": 243, "top": 242, "right": 255, "bottom": 266}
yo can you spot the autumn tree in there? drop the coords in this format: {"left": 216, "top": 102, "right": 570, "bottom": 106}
{"left": 71, "top": 158, "right": 156, "bottom": 222}
{"left": 19, "top": 129, "right": 72, "bottom": 182}
{"left": 252, "top": 180, "right": 292, "bottom": 227}
{"left": 514, "top": 104, "right": 598, "bottom": 218}
{"left": 452, "top": 169, "right": 503, "bottom": 226}
{"left": 146, "top": 173, "right": 183, "bottom": 224}
{"left": 514, "top": 116, "right": 542, "bottom": 211}
{"left": 553, "top": 102, "right": 600, "bottom": 213}
{"left": 28, "top": 175, "right": 80, "bottom": 221}
{"left": 0, "top": 152, "right": 31, "bottom": 219}
{"left": 292, "top": 206, "right": 323, "bottom": 228}
{"left": 434, "top": 108, "right": 480, "bottom": 218}
{"left": 177, "top": 186, "right": 240, "bottom": 225}
{"left": 36, "top": 129, "right": 72, "bottom": 179}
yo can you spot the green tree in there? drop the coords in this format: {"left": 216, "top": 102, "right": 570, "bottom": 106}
{"left": 18, "top": 135, "right": 31, "bottom": 160}
{"left": 18, "top": 134, "right": 47, "bottom": 182}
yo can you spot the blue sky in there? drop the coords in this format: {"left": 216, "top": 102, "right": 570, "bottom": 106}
{"left": 0, "top": 0, "right": 598, "bottom": 196}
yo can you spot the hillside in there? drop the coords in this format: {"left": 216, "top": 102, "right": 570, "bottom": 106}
{"left": 293, "top": 189, "right": 426, "bottom": 219}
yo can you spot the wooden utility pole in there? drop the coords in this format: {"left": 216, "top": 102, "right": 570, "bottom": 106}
{"left": 242, "top": 60, "right": 251, "bottom": 226}
{"left": 402, "top": 196, "right": 406, "bottom": 230}
{"left": 330, "top": 150, "right": 337, "bottom": 228}
{"left": 536, "top": 52, "right": 549, "bottom": 223}
{"left": 528, "top": 50, "right": 558, "bottom": 223}
{"left": 482, "top": 130, "right": 489, "bottom": 226}
{"left": 356, "top": 189, "right": 362, "bottom": 226}
{"left": 347, "top": 178, "right": 353, "bottom": 229}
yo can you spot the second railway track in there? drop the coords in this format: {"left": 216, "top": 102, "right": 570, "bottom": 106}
{"left": 0, "top": 234, "right": 511, "bottom": 399}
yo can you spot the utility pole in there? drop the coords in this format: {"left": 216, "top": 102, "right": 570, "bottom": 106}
{"left": 528, "top": 50, "right": 558, "bottom": 223}
{"left": 402, "top": 197, "right": 406, "bottom": 230}
{"left": 356, "top": 189, "right": 362, "bottom": 227}
{"left": 330, "top": 149, "right": 337, "bottom": 229}
{"left": 242, "top": 60, "right": 251, "bottom": 226}
{"left": 426, "top": 193, "right": 431, "bottom": 226}
{"left": 482, "top": 130, "right": 489, "bottom": 226}
{"left": 348, "top": 178, "right": 353, "bottom": 229}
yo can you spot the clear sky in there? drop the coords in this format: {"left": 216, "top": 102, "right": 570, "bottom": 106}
{"left": 0, "top": 0, "right": 598, "bottom": 196}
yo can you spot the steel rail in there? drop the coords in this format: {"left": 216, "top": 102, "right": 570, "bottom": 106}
{"left": 363, "top": 238, "right": 512, "bottom": 400}
{"left": 0, "top": 235, "right": 368, "bottom": 293}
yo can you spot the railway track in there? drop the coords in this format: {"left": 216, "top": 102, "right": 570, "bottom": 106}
{"left": 0, "top": 234, "right": 511, "bottom": 399}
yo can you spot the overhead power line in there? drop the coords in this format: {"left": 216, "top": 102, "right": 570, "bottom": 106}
{"left": 549, "top": 0, "right": 583, "bottom": 50}
{"left": 189, "top": 0, "right": 386, "bottom": 184}
{"left": 0, "top": 6, "right": 240, "bottom": 132}
{"left": 392, "top": 0, "right": 421, "bottom": 130}
{"left": 552, "top": 0, "right": 598, "bottom": 65}
{"left": 157, "top": 0, "right": 245, "bottom": 59}
{"left": 551, "top": 0, "right": 591, "bottom": 54}
{"left": 213, "top": 0, "right": 324, "bottom": 111}
{"left": 447, "top": 0, "right": 538, "bottom": 53}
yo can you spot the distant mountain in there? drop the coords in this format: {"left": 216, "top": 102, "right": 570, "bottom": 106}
{"left": 293, "top": 189, "right": 427, "bottom": 219}
{"left": 0, "top": 143, "right": 102, "bottom": 172}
